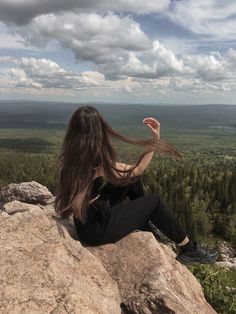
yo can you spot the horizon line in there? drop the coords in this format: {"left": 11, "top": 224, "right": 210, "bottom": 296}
{"left": 0, "top": 99, "right": 235, "bottom": 106}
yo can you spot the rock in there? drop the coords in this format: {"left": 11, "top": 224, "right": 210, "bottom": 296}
{"left": 225, "top": 286, "right": 236, "bottom": 293}
{"left": 215, "top": 262, "right": 236, "bottom": 270}
{"left": 0, "top": 208, "right": 121, "bottom": 314}
{"left": 0, "top": 181, "right": 55, "bottom": 205}
{"left": 1, "top": 211, "right": 9, "bottom": 218}
{"left": 0, "top": 181, "right": 217, "bottom": 314}
{"left": 217, "top": 241, "right": 235, "bottom": 262}
{"left": 3, "top": 200, "right": 42, "bottom": 215}
{"left": 86, "top": 232, "right": 217, "bottom": 314}
{"left": 0, "top": 200, "right": 5, "bottom": 211}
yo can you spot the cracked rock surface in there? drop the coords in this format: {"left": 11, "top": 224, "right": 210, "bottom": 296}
{"left": 0, "top": 208, "right": 120, "bottom": 314}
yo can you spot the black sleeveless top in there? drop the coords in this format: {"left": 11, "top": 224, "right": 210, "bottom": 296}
{"left": 73, "top": 176, "right": 110, "bottom": 227}
{"left": 90, "top": 176, "right": 107, "bottom": 200}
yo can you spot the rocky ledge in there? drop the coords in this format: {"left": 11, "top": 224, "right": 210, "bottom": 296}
{"left": 0, "top": 181, "right": 219, "bottom": 314}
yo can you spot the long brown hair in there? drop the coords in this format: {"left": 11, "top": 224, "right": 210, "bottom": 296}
{"left": 54, "top": 105, "right": 183, "bottom": 224}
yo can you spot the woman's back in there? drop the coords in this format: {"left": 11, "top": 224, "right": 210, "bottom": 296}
{"left": 73, "top": 175, "right": 111, "bottom": 228}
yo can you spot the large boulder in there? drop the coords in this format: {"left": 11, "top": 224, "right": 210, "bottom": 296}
{"left": 86, "top": 233, "right": 217, "bottom": 314}
{"left": 0, "top": 181, "right": 54, "bottom": 206}
{"left": 0, "top": 181, "right": 217, "bottom": 314}
{"left": 0, "top": 208, "right": 121, "bottom": 314}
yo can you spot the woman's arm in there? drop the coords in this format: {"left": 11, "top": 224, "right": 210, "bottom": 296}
{"left": 98, "top": 117, "right": 160, "bottom": 179}
{"left": 132, "top": 150, "right": 155, "bottom": 175}
{"left": 113, "top": 154, "right": 154, "bottom": 177}
{"left": 134, "top": 116, "right": 160, "bottom": 175}
{"left": 96, "top": 150, "right": 154, "bottom": 178}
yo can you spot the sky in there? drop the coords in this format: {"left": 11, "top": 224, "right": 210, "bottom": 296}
{"left": 0, "top": 0, "right": 236, "bottom": 104}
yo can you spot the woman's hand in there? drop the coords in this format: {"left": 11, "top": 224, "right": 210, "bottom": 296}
{"left": 143, "top": 117, "right": 160, "bottom": 140}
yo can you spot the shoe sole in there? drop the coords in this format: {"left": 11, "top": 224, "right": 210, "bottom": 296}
{"left": 175, "top": 254, "right": 219, "bottom": 265}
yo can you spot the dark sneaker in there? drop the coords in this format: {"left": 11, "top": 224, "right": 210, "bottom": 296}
{"left": 175, "top": 242, "right": 219, "bottom": 265}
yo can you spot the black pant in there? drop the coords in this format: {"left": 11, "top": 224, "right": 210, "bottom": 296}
{"left": 73, "top": 176, "right": 187, "bottom": 246}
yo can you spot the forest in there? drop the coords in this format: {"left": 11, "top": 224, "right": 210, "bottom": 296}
{"left": 0, "top": 137, "right": 235, "bottom": 247}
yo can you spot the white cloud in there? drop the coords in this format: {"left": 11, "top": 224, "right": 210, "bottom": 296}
{"left": 184, "top": 54, "right": 227, "bottom": 81}
{"left": 0, "top": 56, "right": 105, "bottom": 89}
{"left": 183, "top": 48, "right": 236, "bottom": 81}
{"left": 122, "top": 52, "right": 155, "bottom": 78}
{"left": 0, "top": 56, "right": 144, "bottom": 95}
{"left": 121, "top": 41, "right": 192, "bottom": 79}
{"left": 2, "top": 47, "right": 236, "bottom": 97}
{"left": 167, "top": 0, "right": 236, "bottom": 41}
{"left": 196, "top": 56, "right": 227, "bottom": 81}
{"left": 18, "top": 13, "right": 151, "bottom": 69}
{"left": 0, "top": 56, "right": 20, "bottom": 64}
{"left": 225, "top": 48, "right": 236, "bottom": 68}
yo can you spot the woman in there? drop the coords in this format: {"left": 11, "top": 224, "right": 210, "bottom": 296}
{"left": 54, "top": 105, "right": 218, "bottom": 265}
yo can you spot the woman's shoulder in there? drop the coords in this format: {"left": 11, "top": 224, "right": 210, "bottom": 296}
{"left": 94, "top": 162, "right": 138, "bottom": 180}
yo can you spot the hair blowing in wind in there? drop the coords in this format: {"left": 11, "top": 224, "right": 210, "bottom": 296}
{"left": 54, "top": 105, "right": 183, "bottom": 224}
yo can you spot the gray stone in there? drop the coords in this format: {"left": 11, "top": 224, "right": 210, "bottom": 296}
{"left": 0, "top": 181, "right": 54, "bottom": 205}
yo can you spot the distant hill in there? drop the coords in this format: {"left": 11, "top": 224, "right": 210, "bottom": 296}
{"left": 0, "top": 100, "right": 235, "bottom": 130}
